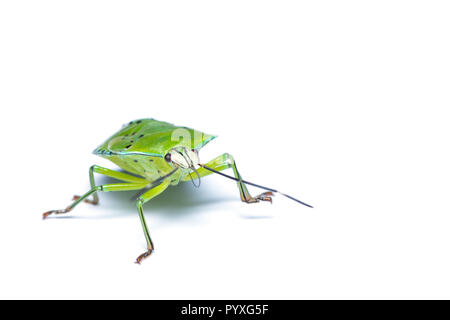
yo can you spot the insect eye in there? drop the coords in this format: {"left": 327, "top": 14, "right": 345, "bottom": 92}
{"left": 164, "top": 153, "right": 171, "bottom": 162}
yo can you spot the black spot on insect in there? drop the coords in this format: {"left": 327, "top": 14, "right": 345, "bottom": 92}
{"left": 129, "top": 121, "right": 133, "bottom": 125}
{"left": 157, "top": 170, "right": 161, "bottom": 174}
{"left": 133, "top": 159, "right": 138, "bottom": 163}
{"left": 149, "top": 159, "right": 153, "bottom": 162}
{"left": 130, "top": 140, "right": 134, "bottom": 143}
{"left": 171, "top": 179, "right": 176, "bottom": 183}
{"left": 138, "top": 134, "right": 144, "bottom": 139}
{"left": 136, "top": 120, "right": 142, "bottom": 124}
{"left": 125, "top": 144, "right": 132, "bottom": 149}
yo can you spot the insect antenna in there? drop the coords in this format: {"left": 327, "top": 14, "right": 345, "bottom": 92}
{"left": 198, "top": 164, "right": 313, "bottom": 208}
{"left": 187, "top": 166, "right": 201, "bottom": 188}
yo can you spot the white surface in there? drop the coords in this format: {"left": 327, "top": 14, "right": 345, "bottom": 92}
{"left": 1, "top": 1, "right": 450, "bottom": 299}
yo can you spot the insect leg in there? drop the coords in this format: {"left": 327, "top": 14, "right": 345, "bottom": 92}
{"left": 73, "top": 165, "right": 148, "bottom": 205}
{"left": 42, "top": 182, "right": 148, "bottom": 219}
{"left": 184, "top": 153, "right": 273, "bottom": 204}
{"left": 135, "top": 179, "right": 171, "bottom": 264}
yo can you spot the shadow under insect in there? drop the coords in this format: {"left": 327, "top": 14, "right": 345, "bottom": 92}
{"left": 65, "top": 173, "right": 235, "bottom": 220}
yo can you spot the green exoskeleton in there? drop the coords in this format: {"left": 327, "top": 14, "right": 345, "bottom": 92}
{"left": 43, "top": 119, "right": 312, "bottom": 263}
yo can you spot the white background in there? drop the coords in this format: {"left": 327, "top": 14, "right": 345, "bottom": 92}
{"left": 1, "top": 1, "right": 449, "bottom": 299}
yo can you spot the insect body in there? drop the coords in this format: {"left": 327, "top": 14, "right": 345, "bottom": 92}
{"left": 43, "top": 119, "right": 312, "bottom": 263}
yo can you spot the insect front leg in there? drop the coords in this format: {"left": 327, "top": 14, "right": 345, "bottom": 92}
{"left": 72, "top": 165, "right": 148, "bottom": 205}
{"left": 135, "top": 179, "right": 171, "bottom": 264}
{"left": 183, "top": 153, "right": 273, "bottom": 204}
{"left": 42, "top": 182, "right": 148, "bottom": 219}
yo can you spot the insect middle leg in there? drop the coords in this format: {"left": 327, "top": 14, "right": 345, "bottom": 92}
{"left": 183, "top": 153, "right": 273, "bottom": 203}
{"left": 72, "top": 165, "right": 148, "bottom": 205}
{"left": 42, "top": 182, "right": 148, "bottom": 219}
{"left": 135, "top": 179, "right": 171, "bottom": 264}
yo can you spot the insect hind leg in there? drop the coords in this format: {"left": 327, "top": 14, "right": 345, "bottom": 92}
{"left": 42, "top": 182, "right": 148, "bottom": 219}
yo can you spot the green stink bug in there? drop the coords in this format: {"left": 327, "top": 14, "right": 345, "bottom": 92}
{"left": 43, "top": 119, "right": 312, "bottom": 263}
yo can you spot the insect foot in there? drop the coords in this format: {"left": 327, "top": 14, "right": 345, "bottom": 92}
{"left": 135, "top": 249, "right": 153, "bottom": 264}
{"left": 72, "top": 195, "right": 98, "bottom": 205}
{"left": 246, "top": 191, "right": 274, "bottom": 204}
{"left": 256, "top": 191, "right": 274, "bottom": 203}
{"left": 42, "top": 207, "right": 71, "bottom": 220}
